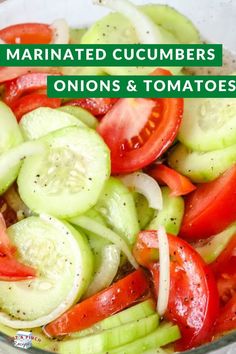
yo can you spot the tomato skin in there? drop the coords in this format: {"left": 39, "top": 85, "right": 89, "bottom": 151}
{"left": 4, "top": 73, "right": 55, "bottom": 106}
{"left": 64, "top": 98, "right": 118, "bottom": 117}
{"left": 44, "top": 269, "right": 149, "bottom": 337}
{"left": 180, "top": 165, "right": 236, "bottom": 241}
{"left": 133, "top": 231, "right": 219, "bottom": 350}
{"left": 0, "top": 23, "right": 52, "bottom": 44}
{"left": 213, "top": 293, "right": 236, "bottom": 337}
{"left": 148, "top": 164, "right": 196, "bottom": 196}
{"left": 98, "top": 97, "right": 183, "bottom": 174}
{"left": 12, "top": 93, "right": 61, "bottom": 121}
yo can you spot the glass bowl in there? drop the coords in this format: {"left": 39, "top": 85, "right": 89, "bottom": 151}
{"left": 0, "top": 0, "right": 235, "bottom": 353}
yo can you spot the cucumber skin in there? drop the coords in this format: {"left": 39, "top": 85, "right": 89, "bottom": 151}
{"left": 58, "top": 106, "right": 98, "bottom": 129}
{"left": 147, "top": 187, "right": 184, "bottom": 235}
{"left": 69, "top": 28, "right": 87, "bottom": 44}
{"left": 168, "top": 143, "right": 236, "bottom": 183}
{"left": 53, "top": 314, "right": 159, "bottom": 354}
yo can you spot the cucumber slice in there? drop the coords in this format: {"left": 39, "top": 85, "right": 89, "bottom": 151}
{"left": 52, "top": 314, "right": 159, "bottom": 354}
{"left": 195, "top": 223, "right": 236, "bottom": 264}
{"left": 17, "top": 126, "right": 110, "bottom": 218}
{"left": 19, "top": 107, "right": 85, "bottom": 140}
{"left": 0, "top": 215, "right": 93, "bottom": 328}
{"left": 58, "top": 106, "right": 98, "bottom": 129}
{"left": 107, "top": 323, "right": 181, "bottom": 354}
{"left": 178, "top": 98, "right": 236, "bottom": 151}
{"left": 62, "top": 66, "right": 106, "bottom": 76}
{"left": 94, "top": 177, "right": 139, "bottom": 245}
{"left": 0, "top": 102, "right": 23, "bottom": 155}
{"left": 134, "top": 193, "right": 155, "bottom": 229}
{"left": 147, "top": 187, "right": 184, "bottom": 235}
{"left": 69, "top": 28, "right": 87, "bottom": 44}
{"left": 0, "top": 140, "right": 45, "bottom": 195}
{"left": 168, "top": 143, "right": 236, "bottom": 183}
{"left": 70, "top": 299, "right": 156, "bottom": 339}
{"left": 141, "top": 4, "right": 200, "bottom": 44}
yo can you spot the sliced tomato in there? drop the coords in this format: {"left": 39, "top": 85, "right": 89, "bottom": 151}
{"left": 98, "top": 96, "right": 183, "bottom": 174}
{"left": 12, "top": 93, "right": 61, "bottom": 121}
{"left": 133, "top": 231, "right": 219, "bottom": 350}
{"left": 213, "top": 293, "right": 236, "bottom": 337}
{"left": 180, "top": 165, "right": 236, "bottom": 240}
{"left": 64, "top": 98, "right": 118, "bottom": 117}
{"left": 3, "top": 72, "right": 55, "bottom": 106}
{"left": 0, "top": 213, "right": 15, "bottom": 257}
{"left": 0, "top": 23, "right": 52, "bottom": 44}
{"left": 0, "top": 256, "right": 36, "bottom": 281}
{"left": 147, "top": 164, "right": 196, "bottom": 196}
{"left": 44, "top": 269, "right": 149, "bottom": 337}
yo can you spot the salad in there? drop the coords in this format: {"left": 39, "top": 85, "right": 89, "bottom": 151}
{"left": 0, "top": 0, "right": 235, "bottom": 353}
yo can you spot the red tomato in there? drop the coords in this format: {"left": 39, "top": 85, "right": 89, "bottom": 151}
{"left": 213, "top": 293, "right": 236, "bottom": 337}
{"left": 0, "top": 23, "right": 52, "bottom": 44}
{"left": 133, "top": 231, "right": 219, "bottom": 350}
{"left": 4, "top": 72, "right": 56, "bottom": 106}
{"left": 98, "top": 97, "right": 183, "bottom": 174}
{"left": 64, "top": 98, "right": 118, "bottom": 117}
{"left": 12, "top": 93, "right": 61, "bottom": 121}
{"left": 180, "top": 165, "right": 236, "bottom": 240}
{"left": 44, "top": 269, "right": 149, "bottom": 337}
{"left": 148, "top": 164, "right": 196, "bottom": 196}
{"left": 0, "top": 213, "right": 15, "bottom": 256}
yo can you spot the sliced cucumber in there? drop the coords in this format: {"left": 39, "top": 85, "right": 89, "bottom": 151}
{"left": 107, "top": 323, "right": 181, "bottom": 354}
{"left": 62, "top": 66, "right": 106, "bottom": 76}
{"left": 147, "top": 187, "right": 184, "bottom": 235}
{"left": 0, "top": 102, "right": 23, "bottom": 155}
{"left": 17, "top": 126, "right": 110, "bottom": 218}
{"left": 94, "top": 177, "right": 139, "bottom": 245}
{"left": 168, "top": 143, "right": 236, "bottom": 183}
{"left": 69, "top": 28, "right": 87, "bottom": 44}
{"left": 19, "top": 107, "right": 85, "bottom": 140}
{"left": 58, "top": 106, "right": 98, "bottom": 129}
{"left": 134, "top": 193, "right": 155, "bottom": 229}
{"left": 70, "top": 299, "right": 156, "bottom": 339}
{"left": 141, "top": 4, "right": 200, "bottom": 44}
{"left": 178, "top": 98, "right": 236, "bottom": 151}
{"left": 0, "top": 215, "right": 93, "bottom": 328}
{"left": 0, "top": 140, "right": 45, "bottom": 195}
{"left": 195, "top": 223, "right": 236, "bottom": 264}
{"left": 52, "top": 314, "right": 159, "bottom": 354}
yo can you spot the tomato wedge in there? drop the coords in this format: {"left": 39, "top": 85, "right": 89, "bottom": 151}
{"left": 213, "top": 293, "right": 236, "bottom": 337}
{"left": 12, "top": 93, "right": 61, "bottom": 121}
{"left": 180, "top": 165, "right": 236, "bottom": 240}
{"left": 3, "top": 72, "right": 55, "bottom": 106}
{"left": 44, "top": 269, "right": 149, "bottom": 337}
{"left": 98, "top": 97, "right": 183, "bottom": 174}
{"left": 0, "top": 23, "right": 52, "bottom": 44}
{"left": 148, "top": 164, "right": 196, "bottom": 196}
{"left": 133, "top": 231, "right": 219, "bottom": 350}
{"left": 64, "top": 98, "right": 118, "bottom": 117}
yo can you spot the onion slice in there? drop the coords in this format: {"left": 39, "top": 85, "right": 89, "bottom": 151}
{"left": 70, "top": 215, "right": 138, "bottom": 269}
{"left": 50, "top": 19, "right": 69, "bottom": 44}
{"left": 120, "top": 172, "right": 163, "bottom": 210}
{"left": 93, "top": 0, "right": 162, "bottom": 44}
{"left": 157, "top": 227, "right": 170, "bottom": 317}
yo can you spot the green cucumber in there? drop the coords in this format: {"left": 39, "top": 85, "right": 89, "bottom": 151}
{"left": 134, "top": 192, "right": 155, "bottom": 229}
{"left": 0, "top": 140, "right": 45, "bottom": 195}
{"left": 70, "top": 28, "right": 87, "bottom": 44}
{"left": 52, "top": 314, "right": 159, "bottom": 354}
{"left": 147, "top": 187, "right": 184, "bottom": 235}
{"left": 141, "top": 4, "right": 200, "bottom": 44}
{"left": 19, "top": 107, "right": 85, "bottom": 140}
{"left": 62, "top": 66, "right": 106, "bottom": 76}
{"left": 58, "top": 106, "right": 98, "bottom": 129}
{"left": 178, "top": 98, "right": 236, "bottom": 152}
{"left": 94, "top": 177, "right": 139, "bottom": 245}
{"left": 168, "top": 143, "right": 236, "bottom": 183}
{"left": 0, "top": 215, "right": 93, "bottom": 328}
{"left": 70, "top": 299, "right": 156, "bottom": 339}
{"left": 0, "top": 101, "right": 23, "bottom": 155}
{"left": 195, "top": 223, "right": 236, "bottom": 264}
{"left": 17, "top": 126, "right": 110, "bottom": 218}
{"left": 106, "top": 323, "right": 181, "bottom": 354}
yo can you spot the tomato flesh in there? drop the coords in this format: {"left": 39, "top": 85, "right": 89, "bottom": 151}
{"left": 64, "top": 98, "right": 118, "bottom": 117}
{"left": 0, "top": 23, "right": 52, "bottom": 44}
{"left": 213, "top": 293, "right": 236, "bottom": 337}
{"left": 133, "top": 231, "right": 219, "bottom": 350}
{"left": 44, "top": 269, "right": 149, "bottom": 337}
{"left": 180, "top": 165, "right": 236, "bottom": 240}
